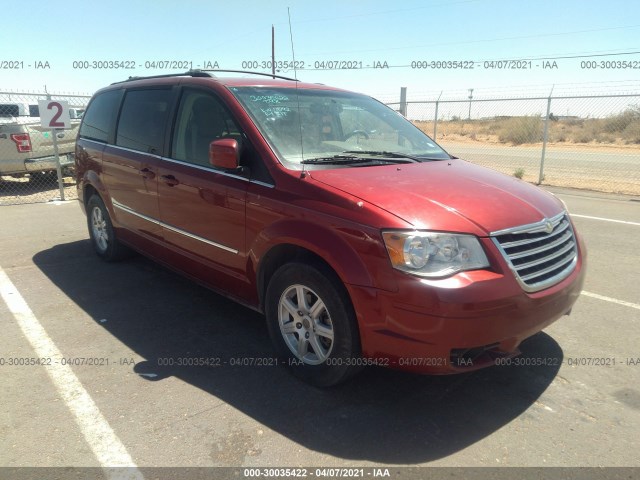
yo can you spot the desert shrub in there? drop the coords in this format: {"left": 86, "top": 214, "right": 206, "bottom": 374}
{"left": 595, "top": 132, "right": 616, "bottom": 144}
{"left": 622, "top": 120, "right": 640, "bottom": 144}
{"left": 513, "top": 167, "right": 525, "bottom": 179}
{"left": 487, "top": 122, "right": 501, "bottom": 134}
{"left": 573, "top": 132, "right": 594, "bottom": 143}
{"left": 601, "top": 108, "right": 640, "bottom": 133}
{"left": 415, "top": 108, "right": 640, "bottom": 146}
{"left": 498, "top": 116, "right": 543, "bottom": 145}
{"left": 562, "top": 118, "right": 584, "bottom": 126}
{"left": 551, "top": 132, "right": 567, "bottom": 142}
{"left": 570, "top": 120, "right": 603, "bottom": 143}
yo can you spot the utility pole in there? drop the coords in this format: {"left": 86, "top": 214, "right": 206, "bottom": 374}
{"left": 271, "top": 25, "right": 276, "bottom": 78}
{"left": 467, "top": 88, "right": 474, "bottom": 120}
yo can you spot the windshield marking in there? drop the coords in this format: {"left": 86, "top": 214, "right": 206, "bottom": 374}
{"left": 260, "top": 106, "right": 291, "bottom": 118}
{"left": 230, "top": 87, "right": 451, "bottom": 169}
{"left": 249, "top": 95, "right": 290, "bottom": 104}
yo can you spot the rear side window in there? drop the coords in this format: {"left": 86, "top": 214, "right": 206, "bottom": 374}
{"left": 80, "top": 90, "right": 121, "bottom": 143}
{"left": 0, "top": 104, "right": 19, "bottom": 117}
{"left": 116, "top": 89, "right": 172, "bottom": 155}
{"left": 0, "top": 104, "right": 37, "bottom": 117}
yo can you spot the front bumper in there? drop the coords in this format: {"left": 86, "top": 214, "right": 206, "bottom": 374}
{"left": 348, "top": 235, "right": 586, "bottom": 374}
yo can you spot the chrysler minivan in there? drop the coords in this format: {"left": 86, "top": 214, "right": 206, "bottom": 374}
{"left": 75, "top": 70, "right": 585, "bottom": 386}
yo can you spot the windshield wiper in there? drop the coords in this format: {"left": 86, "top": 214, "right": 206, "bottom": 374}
{"left": 300, "top": 154, "right": 414, "bottom": 165}
{"left": 340, "top": 150, "right": 422, "bottom": 162}
{"left": 301, "top": 155, "right": 375, "bottom": 165}
{"left": 301, "top": 151, "right": 421, "bottom": 165}
{"left": 343, "top": 150, "right": 453, "bottom": 162}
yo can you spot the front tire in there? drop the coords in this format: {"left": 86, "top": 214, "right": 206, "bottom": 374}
{"left": 265, "top": 262, "right": 362, "bottom": 386}
{"left": 87, "top": 194, "right": 130, "bottom": 261}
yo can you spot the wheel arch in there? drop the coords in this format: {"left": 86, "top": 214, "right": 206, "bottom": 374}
{"left": 257, "top": 244, "right": 343, "bottom": 310}
{"left": 83, "top": 183, "right": 99, "bottom": 207}
{"left": 82, "top": 171, "right": 113, "bottom": 216}
{"left": 253, "top": 221, "right": 375, "bottom": 312}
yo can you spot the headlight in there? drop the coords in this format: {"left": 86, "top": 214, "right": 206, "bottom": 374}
{"left": 382, "top": 231, "right": 490, "bottom": 277}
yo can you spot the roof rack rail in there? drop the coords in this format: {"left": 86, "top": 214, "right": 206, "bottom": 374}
{"left": 110, "top": 69, "right": 300, "bottom": 86}
{"left": 111, "top": 70, "right": 213, "bottom": 85}
{"left": 198, "top": 69, "right": 299, "bottom": 82}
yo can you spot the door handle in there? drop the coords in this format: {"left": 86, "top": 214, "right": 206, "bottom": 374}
{"left": 138, "top": 167, "right": 156, "bottom": 180}
{"left": 161, "top": 174, "right": 179, "bottom": 186}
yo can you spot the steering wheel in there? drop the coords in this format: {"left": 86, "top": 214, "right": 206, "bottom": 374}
{"left": 343, "top": 130, "right": 370, "bottom": 141}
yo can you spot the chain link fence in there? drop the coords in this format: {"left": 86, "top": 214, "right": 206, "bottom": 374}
{"left": 388, "top": 93, "right": 640, "bottom": 196}
{"left": 2, "top": 90, "right": 639, "bottom": 205}
{"left": 0, "top": 91, "right": 91, "bottom": 206}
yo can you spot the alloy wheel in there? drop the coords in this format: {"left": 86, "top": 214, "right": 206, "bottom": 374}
{"left": 91, "top": 206, "right": 109, "bottom": 252}
{"left": 278, "top": 284, "right": 335, "bottom": 365}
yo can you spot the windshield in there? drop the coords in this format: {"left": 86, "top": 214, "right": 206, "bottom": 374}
{"left": 229, "top": 86, "right": 450, "bottom": 168}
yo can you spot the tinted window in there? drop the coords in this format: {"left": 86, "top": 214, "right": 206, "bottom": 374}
{"left": 0, "top": 104, "right": 19, "bottom": 117}
{"left": 80, "top": 90, "right": 121, "bottom": 143}
{"left": 116, "top": 89, "right": 172, "bottom": 154}
{"left": 171, "top": 90, "right": 241, "bottom": 167}
{"left": 29, "top": 105, "right": 40, "bottom": 117}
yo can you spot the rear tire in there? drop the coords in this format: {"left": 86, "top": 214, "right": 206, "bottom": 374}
{"left": 265, "top": 262, "right": 362, "bottom": 387}
{"left": 87, "top": 194, "right": 131, "bottom": 262}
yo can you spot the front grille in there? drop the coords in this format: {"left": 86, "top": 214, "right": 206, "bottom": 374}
{"left": 491, "top": 212, "right": 578, "bottom": 292}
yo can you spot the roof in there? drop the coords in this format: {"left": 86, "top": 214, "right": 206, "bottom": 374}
{"left": 107, "top": 69, "right": 346, "bottom": 92}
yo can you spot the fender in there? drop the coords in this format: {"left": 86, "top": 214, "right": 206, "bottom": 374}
{"left": 251, "top": 218, "right": 376, "bottom": 289}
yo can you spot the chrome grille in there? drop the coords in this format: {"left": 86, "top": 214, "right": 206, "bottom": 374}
{"left": 491, "top": 212, "right": 578, "bottom": 292}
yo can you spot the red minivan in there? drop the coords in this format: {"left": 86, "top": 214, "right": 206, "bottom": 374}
{"left": 75, "top": 71, "right": 586, "bottom": 386}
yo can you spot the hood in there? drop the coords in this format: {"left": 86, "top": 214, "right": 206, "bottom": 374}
{"left": 308, "top": 159, "right": 564, "bottom": 235}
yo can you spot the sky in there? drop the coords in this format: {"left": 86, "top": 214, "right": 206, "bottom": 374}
{"left": 1, "top": 0, "right": 639, "bottom": 102}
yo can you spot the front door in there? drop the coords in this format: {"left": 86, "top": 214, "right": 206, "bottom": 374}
{"left": 157, "top": 88, "right": 248, "bottom": 293}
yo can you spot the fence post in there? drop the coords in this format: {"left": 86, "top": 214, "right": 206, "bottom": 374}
{"left": 433, "top": 91, "right": 443, "bottom": 140}
{"left": 538, "top": 89, "right": 554, "bottom": 185}
{"left": 399, "top": 87, "right": 407, "bottom": 117}
{"left": 47, "top": 93, "right": 66, "bottom": 201}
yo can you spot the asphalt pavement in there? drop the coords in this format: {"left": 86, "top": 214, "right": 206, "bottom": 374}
{"left": 0, "top": 186, "right": 639, "bottom": 477}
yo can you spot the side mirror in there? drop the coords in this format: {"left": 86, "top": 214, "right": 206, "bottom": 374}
{"left": 209, "top": 138, "right": 239, "bottom": 170}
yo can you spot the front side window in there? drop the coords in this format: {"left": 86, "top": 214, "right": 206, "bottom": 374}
{"left": 79, "top": 90, "right": 121, "bottom": 143}
{"left": 116, "top": 89, "right": 172, "bottom": 154}
{"left": 229, "top": 87, "right": 450, "bottom": 168}
{"left": 171, "top": 90, "right": 241, "bottom": 167}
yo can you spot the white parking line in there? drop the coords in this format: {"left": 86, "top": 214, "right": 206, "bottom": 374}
{"left": 582, "top": 291, "right": 640, "bottom": 311}
{"left": 571, "top": 214, "right": 640, "bottom": 226}
{"left": 0, "top": 266, "right": 143, "bottom": 479}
